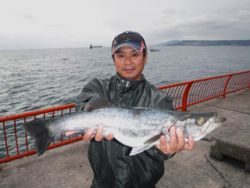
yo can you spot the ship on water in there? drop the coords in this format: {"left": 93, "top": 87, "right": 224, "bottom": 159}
{"left": 89, "top": 44, "right": 102, "bottom": 49}
{"left": 149, "top": 48, "right": 160, "bottom": 52}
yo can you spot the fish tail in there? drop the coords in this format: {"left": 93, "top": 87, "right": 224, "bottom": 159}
{"left": 24, "top": 118, "right": 52, "bottom": 156}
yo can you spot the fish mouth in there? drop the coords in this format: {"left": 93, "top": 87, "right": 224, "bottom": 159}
{"left": 215, "top": 116, "right": 226, "bottom": 123}
{"left": 201, "top": 115, "right": 226, "bottom": 135}
{"left": 194, "top": 112, "right": 226, "bottom": 127}
{"left": 206, "top": 113, "right": 226, "bottom": 123}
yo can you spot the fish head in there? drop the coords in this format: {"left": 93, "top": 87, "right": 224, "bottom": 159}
{"left": 173, "top": 112, "right": 225, "bottom": 141}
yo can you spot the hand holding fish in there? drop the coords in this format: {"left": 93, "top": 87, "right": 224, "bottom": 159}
{"left": 65, "top": 127, "right": 114, "bottom": 141}
{"left": 156, "top": 126, "right": 195, "bottom": 155}
{"left": 82, "top": 125, "right": 195, "bottom": 155}
{"left": 82, "top": 127, "right": 114, "bottom": 141}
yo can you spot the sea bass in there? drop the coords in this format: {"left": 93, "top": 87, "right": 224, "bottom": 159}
{"left": 24, "top": 105, "right": 225, "bottom": 156}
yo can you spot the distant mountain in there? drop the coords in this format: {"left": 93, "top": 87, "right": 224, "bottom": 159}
{"left": 160, "top": 40, "right": 250, "bottom": 46}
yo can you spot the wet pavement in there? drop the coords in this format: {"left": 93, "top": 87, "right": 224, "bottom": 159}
{"left": 0, "top": 89, "right": 249, "bottom": 188}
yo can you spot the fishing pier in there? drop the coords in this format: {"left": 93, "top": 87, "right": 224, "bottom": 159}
{"left": 0, "top": 71, "right": 250, "bottom": 188}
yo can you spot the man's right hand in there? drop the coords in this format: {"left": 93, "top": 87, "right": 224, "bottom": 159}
{"left": 82, "top": 127, "right": 114, "bottom": 141}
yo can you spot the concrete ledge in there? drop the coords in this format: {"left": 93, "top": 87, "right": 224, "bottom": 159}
{"left": 210, "top": 138, "right": 250, "bottom": 172}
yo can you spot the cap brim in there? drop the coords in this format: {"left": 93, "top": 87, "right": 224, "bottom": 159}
{"left": 112, "top": 41, "right": 141, "bottom": 54}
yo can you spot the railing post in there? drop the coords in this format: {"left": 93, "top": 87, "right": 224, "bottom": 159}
{"left": 182, "top": 82, "right": 193, "bottom": 111}
{"left": 13, "top": 119, "right": 20, "bottom": 155}
{"left": 2, "top": 121, "right": 9, "bottom": 157}
{"left": 249, "top": 77, "right": 250, "bottom": 89}
{"left": 223, "top": 75, "right": 232, "bottom": 98}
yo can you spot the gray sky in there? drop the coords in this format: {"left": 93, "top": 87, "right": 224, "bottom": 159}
{"left": 0, "top": 0, "right": 250, "bottom": 49}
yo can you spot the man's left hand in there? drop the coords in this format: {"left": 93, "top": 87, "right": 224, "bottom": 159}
{"left": 156, "top": 126, "right": 194, "bottom": 155}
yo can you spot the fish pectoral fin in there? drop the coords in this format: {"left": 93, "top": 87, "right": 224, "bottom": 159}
{"left": 130, "top": 135, "right": 161, "bottom": 156}
{"left": 144, "top": 134, "right": 162, "bottom": 145}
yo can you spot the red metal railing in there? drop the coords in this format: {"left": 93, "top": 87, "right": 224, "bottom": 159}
{"left": 0, "top": 104, "right": 79, "bottom": 163}
{"left": 159, "top": 70, "right": 250, "bottom": 111}
{"left": 0, "top": 70, "right": 250, "bottom": 163}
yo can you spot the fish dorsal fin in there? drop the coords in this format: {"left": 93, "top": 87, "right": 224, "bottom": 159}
{"left": 84, "top": 96, "right": 113, "bottom": 112}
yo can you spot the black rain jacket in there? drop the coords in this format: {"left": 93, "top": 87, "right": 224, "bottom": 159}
{"left": 76, "top": 74, "right": 174, "bottom": 188}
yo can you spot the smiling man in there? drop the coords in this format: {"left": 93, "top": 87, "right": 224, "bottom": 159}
{"left": 112, "top": 46, "right": 146, "bottom": 80}
{"left": 111, "top": 32, "right": 147, "bottom": 81}
{"left": 76, "top": 31, "right": 194, "bottom": 188}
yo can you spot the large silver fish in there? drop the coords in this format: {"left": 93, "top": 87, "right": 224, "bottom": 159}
{"left": 24, "top": 101, "right": 225, "bottom": 156}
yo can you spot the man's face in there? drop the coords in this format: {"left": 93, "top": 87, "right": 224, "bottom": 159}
{"left": 113, "top": 46, "right": 147, "bottom": 80}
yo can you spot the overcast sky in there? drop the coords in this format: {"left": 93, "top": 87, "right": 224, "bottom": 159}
{"left": 0, "top": 0, "right": 250, "bottom": 49}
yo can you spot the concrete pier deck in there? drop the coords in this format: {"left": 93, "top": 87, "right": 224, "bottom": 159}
{"left": 0, "top": 90, "right": 250, "bottom": 188}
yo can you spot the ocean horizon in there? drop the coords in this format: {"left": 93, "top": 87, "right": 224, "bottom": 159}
{"left": 0, "top": 46, "right": 250, "bottom": 116}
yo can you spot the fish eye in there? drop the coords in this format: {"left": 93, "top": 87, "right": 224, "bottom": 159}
{"left": 196, "top": 117, "right": 206, "bottom": 126}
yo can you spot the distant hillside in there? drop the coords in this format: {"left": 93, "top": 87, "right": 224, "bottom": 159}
{"left": 160, "top": 40, "right": 250, "bottom": 46}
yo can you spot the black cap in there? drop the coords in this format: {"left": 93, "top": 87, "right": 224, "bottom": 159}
{"left": 111, "top": 31, "right": 147, "bottom": 54}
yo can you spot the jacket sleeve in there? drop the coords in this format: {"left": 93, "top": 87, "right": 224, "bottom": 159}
{"left": 75, "top": 79, "right": 104, "bottom": 112}
{"left": 145, "top": 90, "right": 175, "bottom": 162}
{"left": 153, "top": 91, "right": 174, "bottom": 110}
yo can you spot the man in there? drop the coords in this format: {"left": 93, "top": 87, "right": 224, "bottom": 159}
{"left": 76, "top": 31, "right": 194, "bottom": 188}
